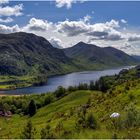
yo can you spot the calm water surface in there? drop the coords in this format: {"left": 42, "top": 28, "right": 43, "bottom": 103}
{"left": 0, "top": 66, "right": 134, "bottom": 95}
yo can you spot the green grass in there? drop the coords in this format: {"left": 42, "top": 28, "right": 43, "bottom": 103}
{"left": 1, "top": 82, "right": 140, "bottom": 139}
{"left": 1, "top": 66, "right": 140, "bottom": 138}
{"left": 0, "top": 90, "right": 93, "bottom": 138}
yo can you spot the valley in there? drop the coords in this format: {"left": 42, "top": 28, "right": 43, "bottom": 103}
{"left": 0, "top": 1, "right": 140, "bottom": 139}
{"left": 0, "top": 32, "right": 138, "bottom": 90}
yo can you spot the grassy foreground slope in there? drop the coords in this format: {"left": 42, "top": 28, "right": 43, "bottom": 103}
{"left": 1, "top": 78, "right": 140, "bottom": 139}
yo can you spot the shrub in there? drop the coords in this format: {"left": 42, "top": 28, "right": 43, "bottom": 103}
{"left": 54, "top": 86, "right": 66, "bottom": 98}
{"left": 124, "top": 103, "right": 140, "bottom": 128}
{"left": 112, "top": 133, "right": 118, "bottom": 139}
{"left": 109, "top": 117, "right": 122, "bottom": 132}
{"left": 78, "top": 83, "right": 89, "bottom": 90}
{"left": 44, "top": 95, "right": 53, "bottom": 105}
{"left": 55, "top": 121, "right": 64, "bottom": 137}
{"left": 128, "top": 93, "right": 135, "bottom": 101}
{"left": 40, "top": 124, "right": 52, "bottom": 139}
{"left": 86, "top": 112, "right": 98, "bottom": 129}
{"left": 28, "top": 99, "right": 36, "bottom": 116}
{"left": 67, "top": 86, "right": 77, "bottom": 92}
{"left": 21, "top": 120, "right": 36, "bottom": 139}
{"left": 89, "top": 81, "right": 95, "bottom": 90}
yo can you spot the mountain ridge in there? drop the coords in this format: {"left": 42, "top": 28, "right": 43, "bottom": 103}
{"left": 0, "top": 32, "right": 78, "bottom": 76}
{"left": 64, "top": 41, "right": 138, "bottom": 69}
{"left": 0, "top": 32, "right": 138, "bottom": 89}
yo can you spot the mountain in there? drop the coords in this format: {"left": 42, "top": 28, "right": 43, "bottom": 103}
{"left": 0, "top": 33, "right": 138, "bottom": 89}
{"left": 0, "top": 32, "right": 78, "bottom": 76}
{"left": 132, "top": 55, "right": 140, "bottom": 62}
{"left": 64, "top": 42, "right": 138, "bottom": 70}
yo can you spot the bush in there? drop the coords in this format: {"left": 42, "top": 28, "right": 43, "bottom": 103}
{"left": 40, "top": 124, "right": 52, "bottom": 139}
{"left": 55, "top": 121, "right": 64, "bottom": 137}
{"left": 112, "top": 133, "right": 118, "bottom": 139}
{"left": 86, "top": 112, "right": 98, "bottom": 129}
{"left": 78, "top": 83, "right": 89, "bottom": 90}
{"left": 67, "top": 86, "right": 77, "bottom": 92}
{"left": 54, "top": 86, "right": 66, "bottom": 98}
{"left": 21, "top": 120, "right": 36, "bottom": 139}
{"left": 44, "top": 95, "right": 53, "bottom": 105}
{"left": 28, "top": 99, "right": 37, "bottom": 116}
{"left": 128, "top": 93, "right": 135, "bottom": 101}
{"left": 124, "top": 103, "right": 140, "bottom": 128}
{"left": 89, "top": 81, "right": 95, "bottom": 90}
{"left": 109, "top": 117, "right": 122, "bottom": 132}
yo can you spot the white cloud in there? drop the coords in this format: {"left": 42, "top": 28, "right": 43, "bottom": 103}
{"left": 0, "top": 4, "right": 23, "bottom": 17}
{"left": 23, "top": 18, "right": 53, "bottom": 32}
{"left": 26, "top": 14, "right": 34, "bottom": 17}
{"left": 0, "top": 15, "right": 140, "bottom": 55}
{"left": 55, "top": 0, "right": 85, "bottom": 9}
{"left": 56, "top": 19, "right": 123, "bottom": 41}
{"left": 49, "top": 37, "right": 63, "bottom": 49}
{"left": 127, "top": 33, "right": 140, "bottom": 42}
{"left": 105, "top": 19, "right": 119, "bottom": 28}
{"left": 83, "top": 15, "right": 91, "bottom": 23}
{"left": 0, "top": 0, "right": 9, "bottom": 5}
{"left": 55, "top": 0, "right": 75, "bottom": 9}
{"left": 0, "top": 24, "right": 20, "bottom": 33}
{"left": 0, "top": 17, "right": 13, "bottom": 23}
{"left": 121, "top": 19, "right": 127, "bottom": 24}
{"left": 57, "top": 19, "right": 89, "bottom": 36}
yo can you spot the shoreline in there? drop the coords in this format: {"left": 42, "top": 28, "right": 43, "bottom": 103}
{"left": 0, "top": 94, "right": 21, "bottom": 97}
{"left": 0, "top": 65, "right": 136, "bottom": 96}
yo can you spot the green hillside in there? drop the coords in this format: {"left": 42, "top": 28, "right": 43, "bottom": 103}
{"left": 0, "top": 32, "right": 79, "bottom": 89}
{"left": 64, "top": 42, "right": 138, "bottom": 70}
{"left": 0, "top": 66, "right": 140, "bottom": 139}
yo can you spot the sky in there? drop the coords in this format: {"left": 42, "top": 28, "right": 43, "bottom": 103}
{"left": 0, "top": 0, "right": 140, "bottom": 55}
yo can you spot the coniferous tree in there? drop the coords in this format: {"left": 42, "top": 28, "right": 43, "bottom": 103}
{"left": 21, "top": 120, "right": 36, "bottom": 139}
{"left": 28, "top": 99, "right": 36, "bottom": 116}
{"left": 89, "top": 81, "right": 95, "bottom": 90}
{"left": 54, "top": 86, "right": 66, "bottom": 98}
{"left": 86, "top": 113, "right": 97, "bottom": 129}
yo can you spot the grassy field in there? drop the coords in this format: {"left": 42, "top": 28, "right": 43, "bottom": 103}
{"left": 0, "top": 79, "right": 140, "bottom": 139}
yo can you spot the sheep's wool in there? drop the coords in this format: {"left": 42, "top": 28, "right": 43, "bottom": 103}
{"left": 110, "top": 112, "right": 120, "bottom": 118}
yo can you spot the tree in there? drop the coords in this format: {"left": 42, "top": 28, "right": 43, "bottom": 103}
{"left": 3, "top": 103, "right": 10, "bottom": 111}
{"left": 89, "top": 81, "right": 95, "bottom": 90}
{"left": 21, "top": 120, "right": 36, "bottom": 139}
{"left": 44, "top": 95, "right": 53, "bottom": 105}
{"left": 86, "top": 112, "right": 97, "bottom": 129}
{"left": 78, "top": 83, "right": 88, "bottom": 90}
{"left": 95, "top": 77, "right": 109, "bottom": 92}
{"left": 75, "top": 106, "right": 87, "bottom": 129}
{"left": 28, "top": 99, "right": 36, "bottom": 116}
{"left": 54, "top": 86, "right": 66, "bottom": 98}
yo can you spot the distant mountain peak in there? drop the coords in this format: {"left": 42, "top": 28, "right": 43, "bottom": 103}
{"left": 77, "top": 41, "right": 86, "bottom": 45}
{"left": 0, "top": 32, "right": 73, "bottom": 76}
{"left": 64, "top": 41, "right": 138, "bottom": 67}
{"left": 74, "top": 42, "right": 98, "bottom": 48}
